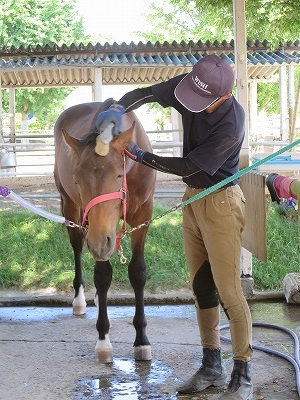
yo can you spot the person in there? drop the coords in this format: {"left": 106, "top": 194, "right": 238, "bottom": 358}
{"left": 267, "top": 173, "right": 300, "bottom": 246}
{"left": 96, "top": 54, "right": 253, "bottom": 400}
{"left": 266, "top": 173, "right": 300, "bottom": 205}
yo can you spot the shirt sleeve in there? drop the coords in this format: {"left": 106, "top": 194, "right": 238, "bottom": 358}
{"left": 118, "top": 87, "right": 155, "bottom": 112}
{"left": 141, "top": 152, "right": 200, "bottom": 177}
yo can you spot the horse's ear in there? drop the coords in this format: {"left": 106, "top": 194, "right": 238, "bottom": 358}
{"left": 111, "top": 122, "right": 135, "bottom": 154}
{"left": 62, "top": 129, "right": 82, "bottom": 154}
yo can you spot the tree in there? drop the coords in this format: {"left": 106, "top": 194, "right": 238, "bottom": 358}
{"left": 0, "top": 0, "right": 90, "bottom": 132}
{"left": 0, "top": 0, "right": 87, "bottom": 47}
{"left": 137, "top": 0, "right": 300, "bottom": 117}
{"left": 142, "top": 0, "right": 300, "bottom": 45}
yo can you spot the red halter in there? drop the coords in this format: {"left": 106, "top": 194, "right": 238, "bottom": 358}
{"left": 81, "top": 153, "right": 127, "bottom": 251}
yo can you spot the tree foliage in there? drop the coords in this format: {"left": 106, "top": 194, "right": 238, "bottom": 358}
{"left": 138, "top": 0, "right": 300, "bottom": 116}
{"left": 0, "top": 0, "right": 87, "bottom": 47}
{"left": 142, "top": 0, "right": 300, "bottom": 45}
{"left": 0, "top": 0, "right": 90, "bottom": 130}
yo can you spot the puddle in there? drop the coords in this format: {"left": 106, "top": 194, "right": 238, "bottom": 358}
{"left": 0, "top": 304, "right": 197, "bottom": 322}
{"left": 0, "top": 306, "right": 73, "bottom": 322}
{"left": 249, "top": 300, "right": 300, "bottom": 330}
{"left": 1, "top": 302, "right": 300, "bottom": 335}
{"left": 71, "top": 358, "right": 178, "bottom": 400}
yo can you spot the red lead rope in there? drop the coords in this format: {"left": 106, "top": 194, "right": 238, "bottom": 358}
{"left": 81, "top": 153, "right": 128, "bottom": 252}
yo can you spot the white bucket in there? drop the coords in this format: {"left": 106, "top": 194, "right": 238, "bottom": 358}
{"left": 0, "top": 150, "right": 17, "bottom": 169}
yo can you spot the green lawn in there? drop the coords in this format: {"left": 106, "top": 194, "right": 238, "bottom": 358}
{"left": 0, "top": 201, "right": 298, "bottom": 292}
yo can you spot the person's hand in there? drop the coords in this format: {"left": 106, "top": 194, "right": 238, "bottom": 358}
{"left": 125, "top": 142, "right": 146, "bottom": 162}
{"left": 95, "top": 104, "right": 125, "bottom": 136}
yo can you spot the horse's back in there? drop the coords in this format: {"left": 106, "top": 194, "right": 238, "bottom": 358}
{"left": 54, "top": 102, "right": 107, "bottom": 140}
{"left": 54, "top": 101, "right": 153, "bottom": 152}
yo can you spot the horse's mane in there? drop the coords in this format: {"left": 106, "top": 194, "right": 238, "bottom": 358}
{"left": 79, "top": 98, "right": 115, "bottom": 147}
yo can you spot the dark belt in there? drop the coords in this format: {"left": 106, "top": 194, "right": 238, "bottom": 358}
{"left": 186, "top": 184, "right": 229, "bottom": 191}
{"left": 186, "top": 184, "right": 206, "bottom": 190}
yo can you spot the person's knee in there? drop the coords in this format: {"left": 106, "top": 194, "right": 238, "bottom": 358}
{"left": 193, "top": 261, "right": 219, "bottom": 309}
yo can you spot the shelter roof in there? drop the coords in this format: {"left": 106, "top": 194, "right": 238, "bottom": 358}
{"left": 0, "top": 40, "right": 299, "bottom": 88}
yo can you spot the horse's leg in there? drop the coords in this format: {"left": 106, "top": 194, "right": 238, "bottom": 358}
{"left": 60, "top": 193, "right": 86, "bottom": 315}
{"left": 68, "top": 225, "right": 86, "bottom": 315}
{"left": 128, "top": 227, "right": 151, "bottom": 361}
{"left": 94, "top": 260, "right": 113, "bottom": 363}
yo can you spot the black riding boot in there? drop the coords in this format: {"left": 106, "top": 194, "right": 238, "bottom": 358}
{"left": 177, "top": 348, "right": 227, "bottom": 394}
{"left": 219, "top": 360, "right": 253, "bottom": 399}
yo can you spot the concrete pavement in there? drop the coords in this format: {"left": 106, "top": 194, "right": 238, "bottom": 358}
{"left": 1, "top": 293, "right": 300, "bottom": 400}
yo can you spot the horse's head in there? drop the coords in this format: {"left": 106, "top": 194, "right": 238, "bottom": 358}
{"left": 62, "top": 124, "right": 135, "bottom": 261}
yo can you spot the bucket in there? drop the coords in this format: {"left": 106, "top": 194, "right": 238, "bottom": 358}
{"left": 0, "top": 150, "right": 17, "bottom": 169}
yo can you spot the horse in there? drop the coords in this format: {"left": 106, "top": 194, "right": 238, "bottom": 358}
{"left": 53, "top": 99, "right": 156, "bottom": 363}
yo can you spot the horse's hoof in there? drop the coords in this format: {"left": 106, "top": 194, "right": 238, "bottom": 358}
{"left": 96, "top": 349, "right": 113, "bottom": 363}
{"left": 73, "top": 305, "right": 86, "bottom": 315}
{"left": 95, "top": 339, "right": 113, "bottom": 363}
{"left": 72, "top": 285, "right": 86, "bottom": 315}
{"left": 134, "top": 345, "right": 152, "bottom": 361}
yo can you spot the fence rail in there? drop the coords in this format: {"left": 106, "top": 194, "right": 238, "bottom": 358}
{"left": 1, "top": 131, "right": 299, "bottom": 179}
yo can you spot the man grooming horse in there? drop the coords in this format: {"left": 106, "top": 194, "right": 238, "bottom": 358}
{"left": 96, "top": 54, "right": 253, "bottom": 400}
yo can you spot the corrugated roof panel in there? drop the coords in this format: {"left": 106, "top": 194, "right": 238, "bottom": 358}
{"left": 135, "top": 54, "right": 146, "bottom": 64}
{"left": 274, "top": 50, "right": 294, "bottom": 63}
{"left": 127, "top": 54, "right": 137, "bottom": 64}
{"left": 173, "top": 54, "right": 185, "bottom": 65}
{"left": 252, "top": 52, "right": 268, "bottom": 65}
{"left": 144, "top": 55, "right": 155, "bottom": 64}
{"left": 247, "top": 53, "right": 260, "bottom": 65}
{"left": 221, "top": 53, "right": 234, "bottom": 65}
{"left": 0, "top": 40, "right": 299, "bottom": 88}
{"left": 118, "top": 54, "right": 128, "bottom": 65}
{"left": 162, "top": 54, "right": 173, "bottom": 66}
{"left": 257, "top": 52, "right": 276, "bottom": 65}
{"left": 153, "top": 54, "right": 164, "bottom": 65}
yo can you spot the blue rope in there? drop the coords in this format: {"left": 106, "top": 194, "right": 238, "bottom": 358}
{"left": 180, "top": 138, "right": 300, "bottom": 208}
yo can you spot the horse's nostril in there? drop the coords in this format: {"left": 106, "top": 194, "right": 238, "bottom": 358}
{"left": 86, "top": 234, "right": 115, "bottom": 261}
{"left": 105, "top": 236, "right": 112, "bottom": 249}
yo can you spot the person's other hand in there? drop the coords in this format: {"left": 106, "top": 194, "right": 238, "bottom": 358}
{"left": 95, "top": 104, "right": 125, "bottom": 136}
{"left": 125, "top": 142, "right": 146, "bottom": 162}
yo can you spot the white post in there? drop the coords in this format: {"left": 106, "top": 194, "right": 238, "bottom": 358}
{"left": 288, "top": 65, "right": 295, "bottom": 140}
{"left": 0, "top": 73, "right": 3, "bottom": 142}
{"left": 9, "top": 88, "right": 16, "bottom": 141}
{"left": 171, "top": 108, "right": 182, "bottom": 157}
{"left": 279, "top": 65, "right": 289, "bottom": 141}
{"left": 249, "top": 81, "right": 258, "bottom": 139}
{"left": 233, "top": 0, "right": 253, "bottom": 289}
{"left": 93, "top": 68, "right": 103, "bottom": 101}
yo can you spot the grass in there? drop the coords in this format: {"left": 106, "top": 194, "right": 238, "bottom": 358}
{"left": 252, "top": 202, "right": 299, "bottom": 290}
{"left": 0, "top": 203, "right": 188, "bottom": 293}
{"left": 0, "top": 201, "right": 299, "bottom": 293}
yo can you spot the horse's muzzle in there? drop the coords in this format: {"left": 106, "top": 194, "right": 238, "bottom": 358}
{"left": 86, "top": 232, "right": 116, "bottom": 261}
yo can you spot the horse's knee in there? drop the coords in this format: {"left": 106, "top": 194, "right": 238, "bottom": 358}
{"left": 94, "top": 261, "right": 112, "bottom": 292}
{"left": 128, "top": 258, "right": 147, "bottom": 289}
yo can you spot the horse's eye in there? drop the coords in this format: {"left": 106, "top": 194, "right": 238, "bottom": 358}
{"left": 117, "top": 174, "right": 123, "bottom": 179}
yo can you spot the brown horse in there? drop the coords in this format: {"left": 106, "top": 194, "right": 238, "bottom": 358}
{"left": 53, "top": 99, "right": 156, "bottom": 363}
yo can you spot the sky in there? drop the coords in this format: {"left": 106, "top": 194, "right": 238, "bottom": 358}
{"left": 67, "top": 0, "right": 159, "bottom": 129}
{"left": 75, "top": 0, "right": 151, "bottom": 44}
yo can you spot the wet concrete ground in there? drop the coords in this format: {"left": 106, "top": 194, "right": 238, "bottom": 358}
{"left": 1, "top": 300, "right": 300, "bottom": 400}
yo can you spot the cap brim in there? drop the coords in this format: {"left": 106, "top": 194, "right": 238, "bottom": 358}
{"left": 174, "top": 74, "right": 219, "bottom": 113}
